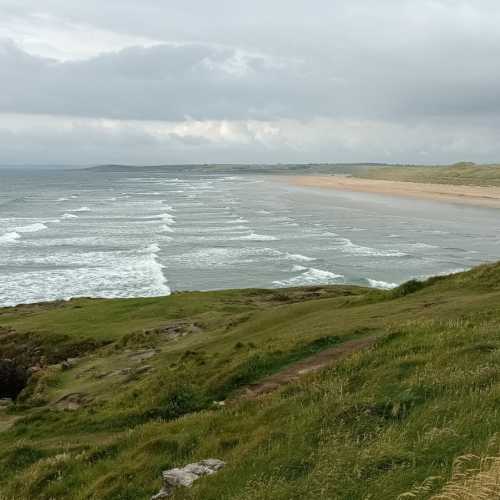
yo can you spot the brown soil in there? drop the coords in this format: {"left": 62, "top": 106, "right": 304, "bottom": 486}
{"left": 235, "top": 336, "right": 377, "bottom": 400}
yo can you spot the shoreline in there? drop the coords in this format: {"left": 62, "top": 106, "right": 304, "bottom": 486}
{"left": 277, "top": 175, "right": 500, "bottom": 208}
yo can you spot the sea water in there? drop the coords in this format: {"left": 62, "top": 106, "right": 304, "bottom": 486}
{"left": 1, "top": 167, "right": 499, "bottom": 307}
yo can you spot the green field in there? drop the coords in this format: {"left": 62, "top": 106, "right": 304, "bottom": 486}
{"left": 354, "top": 162, "right": 500, "bottom": 187}
{"left": 1, "top": 264, "right": 500, "bottom": 499}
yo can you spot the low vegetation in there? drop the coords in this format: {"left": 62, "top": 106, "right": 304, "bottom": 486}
{"left": 355, "top": 162, "right": 500, "bottom": 186}
{"left": 1, "top": 263, "right": 500, "bottom": 498}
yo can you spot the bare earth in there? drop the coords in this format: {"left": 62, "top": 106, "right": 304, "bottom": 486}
{"left": 234, "top": 336, "right": 377, "bottom": 401}
{"left": 280, "top": 175, "right": 500, "bottom": 208}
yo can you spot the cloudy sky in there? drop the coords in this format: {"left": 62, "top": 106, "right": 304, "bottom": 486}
{"left": 2, "top": 0, "right": 500, "bottom": 165}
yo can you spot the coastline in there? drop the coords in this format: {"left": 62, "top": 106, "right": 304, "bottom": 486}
{"left": 277, "top": 175, "right": 500, "bottom": 208}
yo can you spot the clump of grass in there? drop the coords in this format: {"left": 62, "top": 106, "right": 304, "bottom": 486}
{"left": 432, "top": 454, "right": 500, "bottom": 499}
{"left": 391, "top": 279, "right": 427, "bottom": 298}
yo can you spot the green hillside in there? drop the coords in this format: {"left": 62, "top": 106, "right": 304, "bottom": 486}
{"left": 1, "top": 263, "right": 500, "bottom": 499}
{"left": 355, "top": 162, "right": 500, "bottom": 187}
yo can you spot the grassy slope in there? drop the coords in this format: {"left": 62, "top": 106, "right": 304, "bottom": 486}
{"left": 354, "top": 163, "right": 500, "bottom": 187}
{"left": 1, "top": 265, "right": 500, "bottom": 499}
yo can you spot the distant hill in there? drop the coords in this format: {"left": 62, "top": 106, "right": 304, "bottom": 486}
{"left": 87, "top": 162, "right": 391, "bottom": 176}
{"left": 88, "top": 162, "right": 500, "bottom": 187}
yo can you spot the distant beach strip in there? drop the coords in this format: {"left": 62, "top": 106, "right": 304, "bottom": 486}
{"left": 279, "top": 175, "right": 500, "bottom": 209}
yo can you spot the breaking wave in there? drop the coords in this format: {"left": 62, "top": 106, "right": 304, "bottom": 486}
{"left": 0, "top": 231, "right": 21, "bottom": 244}
{"left": 366, "top": 278, "right": 398, "bottom": 290}
{"left": 14, "top": 223, "right": 48, "bottom": 233}
{"left": 273, "top": 267, "right": 344, "bottom": 287}
{"left": 335, "top": 237, "right": 407, "bottom": 257}
{"left": 238, "top": 232, "right": 278, "bottom": 241}
{"left": 70, "top": 206, "right": 91, "bottom": 212}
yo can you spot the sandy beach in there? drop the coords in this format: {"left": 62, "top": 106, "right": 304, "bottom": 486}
{"left": 280, "top": 175, "right": 500, "bottom": 208}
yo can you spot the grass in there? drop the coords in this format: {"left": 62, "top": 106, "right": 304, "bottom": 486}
{"left": 1, "top": 264, "right": 500, "bottom": 498}
{"left": 354, "top": 162, "right": 500, "bottom": 187}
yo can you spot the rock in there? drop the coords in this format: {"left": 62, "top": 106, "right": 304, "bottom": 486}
{"left": 128, "top": 349, "right": 158, "bottom": 362}
{"left": 183, "top": 463, "right": 215, "bottom": 476}
{"left": 61, "top": 358, "right": 79, "bottom": 371}
{"left": 199, "top": 458, "right": 225, "bottom": 471}
{"left": 151, "top": 487, "right": 172, "bottom": 499}
{"left": 151, "top": 458, "right": 225, "bottom": 499}
{"left": 54, "top": 392, "right": 90, "bottom": 411}
{"left": 163, "top": 468, "right": 199, "bottom": 488}
{"left": 134, "top": 365, "right": 152, "bottom": 375}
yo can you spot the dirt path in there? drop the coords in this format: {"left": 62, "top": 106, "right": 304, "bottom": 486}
{"left": 234, "top": 336, "right": 377, "bottom": 400}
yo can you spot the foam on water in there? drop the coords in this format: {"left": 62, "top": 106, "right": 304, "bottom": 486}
{"left": 238, "top": 232, "right": 278, "bottom": 241}
{"left": 70, "top": 206, "right": 91, "bottom": 212}
{"left": 1, "top": 242, "right": 170, "bottom": 306}
{"left": 366, "top": 278, "right": 398, "bottom": 289}
{"left": 404, "top": 243, "right": 439, "bottom": 250}
{"left": 62, "top": 213, "right": 79, "bottom": 219}
{"left": 273, "top": 267, "right": 344, "bottom": 287}
{"left": 14, "top": 223, "right": 48, "bottom": 233}
{"left": 0, "top": 231, "right": 21, "bottom": 244}
{"left": 170, "top": 247, "right": 282, "bottom": 268}
{"left": 284, "top": 252, "right": 316, "bottom": 262}
{"left": 146, "top": 213, "right": 176, "bottom": 224}
{"left": 335, "top": 237, "right": 407, "bottom": 257}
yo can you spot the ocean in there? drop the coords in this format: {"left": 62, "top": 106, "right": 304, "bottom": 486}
{"left": 1, "top": 167, "right": 499, "bottom": 307}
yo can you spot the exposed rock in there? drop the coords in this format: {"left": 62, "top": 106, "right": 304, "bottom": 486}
{"left": 54, "top": 392, "right": 91, "bottom": 411}
{"left": 199, "top": 459, "right": 225, "bottom": 471}
{"left": 94, "top": 365, "right": 135, "bottom": 380}
{"left": 128, "top": 349, "right": 158, "bottom": 362}
{"left": 148, "top": 321, "right": 203, "bottom": 340}
{"left": 163, "top": 469, "right": 199, "bottom": 488}
{"left": 151, "top": 489, "right": 170, "bottom": 499}
{"left": 93, "top": 371, "right": 114, "bottom": 380}
{"left": 151, "top": 458, "right": 225, "bottom": 498}
{"left": 134, "top": 364, "right": 152, "bottom": 375}
{"left": 61, "top": 357, "right": 79, "bottom": 371}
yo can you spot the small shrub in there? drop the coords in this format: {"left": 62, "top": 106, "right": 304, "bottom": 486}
{"left": 2, "top": 446, "right": 46, "bottom": 472}
{"left": 391, "top": 279, "right": 426, "bottom": 298}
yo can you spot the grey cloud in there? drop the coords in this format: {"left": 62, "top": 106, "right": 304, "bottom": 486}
{"left": 1, "top": 114, "right": 500, "bottom": 166}
{"left": 2, "top": 0, "right": 500, "bottom": 163}
{"left": 2, "top": 36, "right": 500, "bottom": 123}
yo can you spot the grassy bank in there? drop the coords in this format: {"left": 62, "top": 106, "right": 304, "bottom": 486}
{"left": 355, "top": 162, "right": 500, "bottom": 187}
{"left": 1, "top": 264, "right": 500, "bottom": 498}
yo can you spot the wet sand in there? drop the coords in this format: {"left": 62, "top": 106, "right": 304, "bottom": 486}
{"left": 279, "top": 175, "right": 500, "bottom": 208}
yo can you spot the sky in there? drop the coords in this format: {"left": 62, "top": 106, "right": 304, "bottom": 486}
{"left": 1, "top": 0, "right": 500, "bottom": 165}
